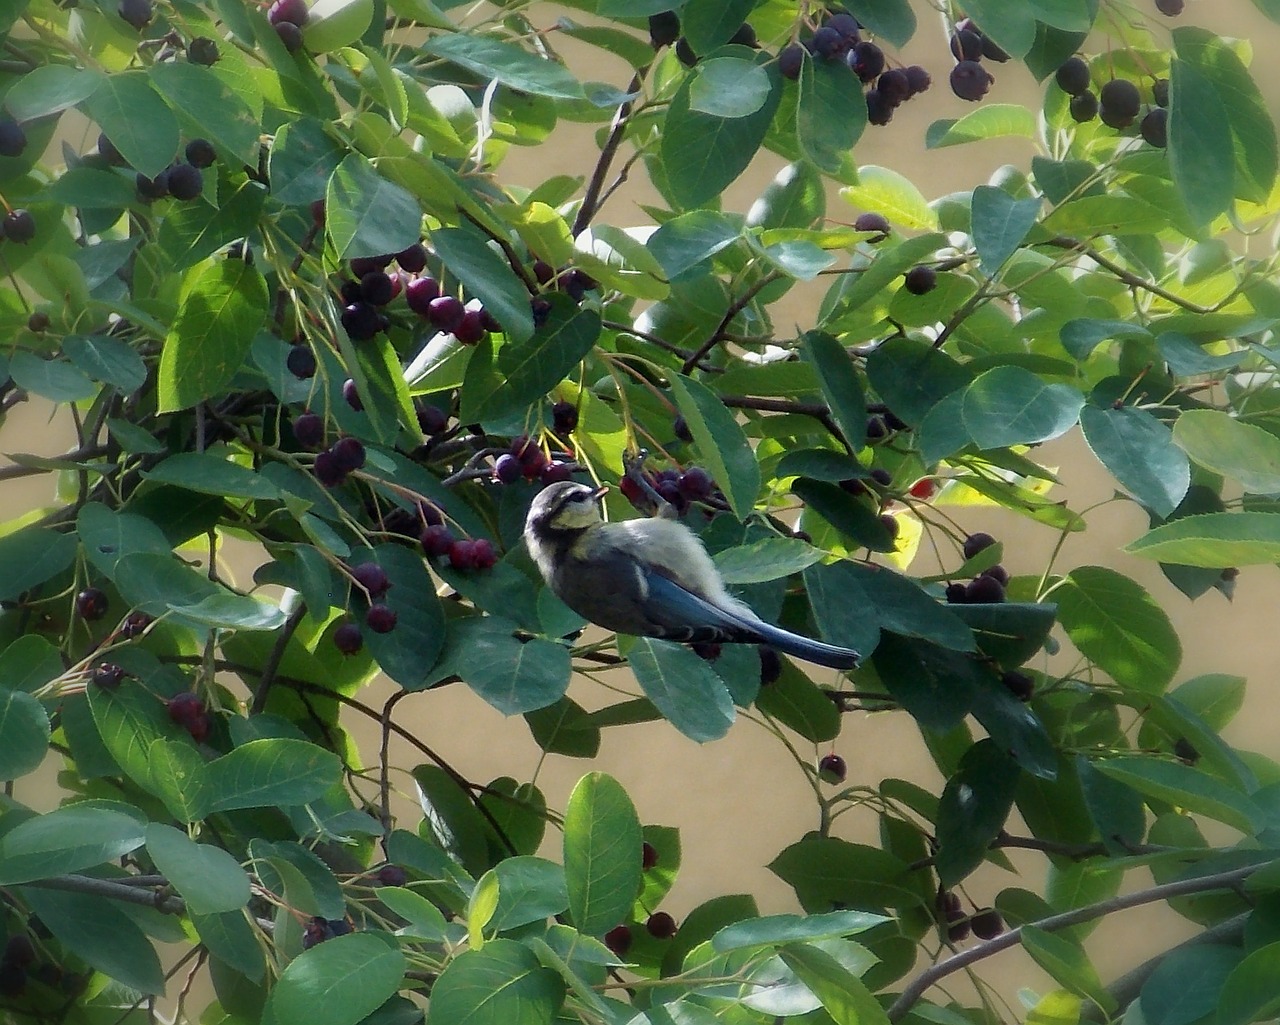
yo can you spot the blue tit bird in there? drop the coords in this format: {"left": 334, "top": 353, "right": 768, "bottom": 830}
{"left": 523, "top": 480, "right": 860, "bottom": 670}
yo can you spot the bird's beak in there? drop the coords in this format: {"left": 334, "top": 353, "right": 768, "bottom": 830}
{"left": 591, "top": 485, "right": 609, "bottom": 502}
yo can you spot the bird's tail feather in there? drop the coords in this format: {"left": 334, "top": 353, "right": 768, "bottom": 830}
{"left": 748, "top": 618, "right": 860, "bottom": 670}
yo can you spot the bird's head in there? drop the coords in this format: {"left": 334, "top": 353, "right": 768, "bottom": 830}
{"left": 525, "top": 480, "right": 609, "bottom": 539}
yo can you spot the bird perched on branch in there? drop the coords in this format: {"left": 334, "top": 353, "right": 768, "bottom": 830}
{"left": 523, "top": 479, "right": 860, "bottom": 670}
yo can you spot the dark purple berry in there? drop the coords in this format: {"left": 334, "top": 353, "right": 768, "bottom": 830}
{"left": 342, "top": 378, "right": 363, "bottom": 411}
{"left": 3, "top": 934, "right": 35, "bottom": 968}
{"left": 869, "top": 467, "right": 892, "bottom": 487}
{"left": 532, "top": 259, "right": 555, "bottom": 285}
{"left": 471, "top": 538, "right": 497, "bottom": 570}
{"left": 286, "top": 345, "right": 316, "bottom": 379}
{"left": 294, "top": 411, "right": 324, "bottom": 448}
{"left": 673, "top": 415, "right": 693, "bottom": 443}
{"left": 360, "top": 270, "right": 395, "bottom": 306}
{"left": 427, "top": 295, "right": 465, "bottom": 333}
{"left": 334, "top": 621, "right": 363, "bottom": 654}
{"left": 378, "top": 864, "right": 408, "bottom": 886}
{"left": 27, "top": 311, "right": 49, "bottom": 332}
{"left": 728, "top": 22, "right": 756, "bottom": 47}
{"left": 405, "top": 276, "right": 440, "bottom": 316}
{"left": 0, "top": 120, "right": 27, "bottom": 158}
{"left": 92, "top": 662, "right": 125, "bottom": 690}
{"left": 1153, "top": 78, "right": 1169, "bottom": 108}
{"left": 454, "top": 309, "right": 486, "bottom": 344}
{"left": 494, "top": 453, "right": 521, "bottom": 484}
{"left": 1055, "top": 57, "right": 1090, "bottom": 96}
{"left": 971, "top": 908, "right": 1004, "bottom": 939}
{"left": 185, "top": 138, "right": 217, "bottom": 169}
{"left": 117, "top": 0, "right": 152, "bottom": 29}
{"left": 1174, "top": 736, "right": 1199, "bottom": 763}
{"left": 950, "top": 60, "right": 994, "bottom": 102}
{"left": 675, "top": 37, "right": 698, "bottom": 67}
{"left": 855, "top": 212, "right": 890, "bottom": 241}
{"left": 136, "top": 170, "right": 169, "bottom": 201}
{"left": 904, "top": 265, "right": 937, "bottom": 295}
{"left": 950, "top": 29, "right": 983, "bottom": 62}
{"left": 965, "top": 574, "right": 1005, "bottom": 603}
{"left": 313, "top": 449, "right": 347, "bottom": 487}
{"left": 878, "top": 68, "right": 910, "bottom": 105}
{"left": 1069, "top": 90, "right": 1098, "bottom": 122}
{"left": 341, "top": 302, "right": 380, "bottom": 341}
{"left": 604, "top": 925, "right": 632, "bottom": 956}
{"left": 848, "top": 40, "right": 884, "bottom": 82}
{"left": 3, "top": 209, "right": 35, "bottom": 243}
{"left": 962, "top": 532, "right": 996, "bottom": 559}
{"left": 866, "top": 90, "right": 894, "bottom": 126}
{"left": 331, "top": 436, "right": 366, "bottom": 472}
{"left": 759, "top": 646, "right": 782, "bottom": 685}
{"left": 97, "top": 134, "right": 124, "bottom": 164}
{"left": 880, "top": 513, "right": 900, "bottom": 540}
{"left": 417, "top": 404, "right": 448, "bottom": 435}
{"left": 395, "top": 243, "right": 427, "bottom": 272}
{"left": 551, "top": 401, "right": 578, "bottom": 435}
{"left": 642, "top": 841, "right": 659, "bottom": 870}
{"left": 646, "top": 912, "right": 677, "bottom": 939}
{"left": 366, "top": 604, "right": 397, "bottom": 633}
{"left": 1001, "top": 670, "right": 1034, "bottom": 701}
{"left": 275, "top": 21, "right": 304, "bottom": 52}
{"left": 818, "top": 753, "right": 847, "bottom": 783}
{"left": 810, "top": 26, "right": 844, "bottom": 60}
{"left": 778, "top": 43, "right": 804, "bottom": 80}
{"left": 1156, "top": 0, "right": 1183, "bottom": 15}
{"left": 648, "top": 10, "right": 680, "bottom": 49}
{"left": 268, "top": 0, "right": 309, "bottom": 26}
{"left": 980, "top": 565, "right": 1009, "bottom": 586}
{"left": 448, "top": 539, "right": 477, "bottom": 571}
{"left": 980, "top": 34, "right": 1010, "bottom": 63}
{"left": 905, "top": 65, "right": 932, "bottom": 97}
{"left": 167, "top": 163, "right": 204, "bottom": 202}
{"left": 351, "top": 562, "right": 390, "bottom": 598}
{"left": 1100, "top": 79, "right": 1140, "bottom": 121}
{"left": 678, "top": 466, "right": 713, "bottom": 500}
{"left": 75, "top": 587, "right": 108, "bottom": 621}
{"left": 825, "top": 12, "right": 860, "bottom": 42}
{"left": 1140, "top": 107, "right": 1168, "bottom": 147}
{"left": 188, "top": 36, "right": 220, "bottom": 65}
{"left": 945, "top": 582, "right": 968, "bottom": 603}
{"left": 420, "top": 524, "right": 454, "bottom": 557}
{"left": 120, "top": 611, "right": 153, "bottom": 638}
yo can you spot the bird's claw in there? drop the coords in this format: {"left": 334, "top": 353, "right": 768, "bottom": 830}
{"left": 624, "top": 448, "right": 678, "bottom": 519}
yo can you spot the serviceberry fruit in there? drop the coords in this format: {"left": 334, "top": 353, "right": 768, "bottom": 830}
{"left": 945, "top": 582, "right": 968, "bottom": 603}
{"left": 420, "top": 524, "right": 454, "bottom": 557}
{"left": 551, "top": 401, "right": 578, "bottom": 434}
{"left": 1055, "top": 57, "right": 1090, "bottom": 96}
{"left": 778, "top": 43, "right": 804, "bottom": 80}
{"left": 848, "top": 40, "right": 884, "bottom": 82}
{"left": 342, "top": 378, "right": 363, "bottom": 412}
{"left": 541, "top": 461, "right": 572, "bottom": 484}
{"left": 366, "top": 604, "right": 397, "bottom": 633}
{"left": 678, "top": 466, "right": 713, "bottom": 501}
{"left": 166, "top": 163, "right": 204, "bottom": 201}
{"left": 341, "top": 302, "right": 380, "bottom": 341}
{"left": 351, "top": 562, "right": 390, "bottom": 598}
{"left": 980, "top": 565, "right": 1009, "bottom": 586}
{"left": 313, "top": 449, "right": 347, "bottom": 487}
{"left": 879, "top": 68, "right": 910, "bottom": 105}
{"left": 448, "top": 538, "right": 477, "bottom": 571}
{"left": 904, "top": 265, "right": 937, "bottom": 295}
{"left": 646, "top": 912, "right": 677, "bottom": 939}
{"left": 1100, "top": 79, "right": 1140, "bottom": 126}
{"left": 965, "top": 574, "right": 1005, "bottom": 603}
{"left": 92, "top": 662, "right": 125, "bottom": 690}
{"left": 870, "top": 468, "right": 892, "bottom": 487}
{"left": 275, "top": 21, "right": 304, "bottom": 52}
{"left": 427, "top": 295, "right": 466, "bottom": 333}
{"left": 3, "top": 209, "right": 35, "bottom": 243}
{"left": 818, "top": 753, "right": 847, "bottom": 783}
{"left": 120, "top": 611, "right": 153, "bottom": 638}
{"left": 728, "top": 22, "right": 756, "bottom": 47}
{"left": 604, "top": 924, "right": 632, "bottom": 956}
{"left": 331, "top": 436, "right": 366, "bottom": 472}
{"left": 417, "top": 403, "right": 448, "bottom": 435}
{"left": 293, "top": 411, "right": 324, "bottom": 448}
{"left": 360, "top": 270, "right": 395, "bottom": 306}
{"left": 1069, "top": 90, "right": 1099, "bottom": 122}
{"left": 1153, "top": 78, "right": 1169, "bottom": 108}
{"left": 406, "top": 276, "right": 440, "bottom": 316}
{"left": 962, "top": 532, "right": 996, "bottom": 559}
{"left": 334, "top": 621, "right": 363, "bottom": 654}
{"left": 904, "top": 65, "right": 932, "bottom": 97}
{"left": 642, "top": 841, "right": 659, "bottom": 870}
{"left": 0, "top": 120, "right": 26, "bottom": 158}
{"left": 855, "top": 212, "right": 891, "bottom": 241}
{"left": 117, "top": 0, "right": 152, "bottom": 29}
{"left": 866, "top": 90, "right": 894, "bottom": 126}
{"left": 75, "top": 587, "right": 109, "bottom": 621}
{"left": 648, "top": 10, "right": 680, "bottom": 48}
{"left": 471, "top": 538, "right": 497, "bottom": 570}
{"left": 810, "top": 26, "right": 844, "bottom": 60}
{"left": 1141, "top": 107, "right": 1168, "bottom": 147}
{"left": 970, "top": 908, "right": 1004, "bottom": 939}
{"left": 185, "top": 138, "right": 217, "bottom": 169}
{"left": 495, "top": 453, "right": 521, "bottom": 484}
{"left": 378, "top": 864, "right": 408, "bottom": 886}
{"left": 454, "top": 309, "right": 487, "bottom": 344}
{"left": 950, "top": 28, "right": 982, "bottom": 62}
{"left": 1156, "top": 0, "right": 1184, "bottom": 15}
{"left": 268, "top": 0, "right": 308, "bottom": 26}
{"left": 950, "top": 60, "right": 994, "bottom": 102}
{"left": 188, "top": 36, "right": 220, "bottom": 65}
{"left": 395, "top": 243, "right": 427, "bottom": 272}
{"left": 286, "top": 345, "right": 316, "bottom": 379}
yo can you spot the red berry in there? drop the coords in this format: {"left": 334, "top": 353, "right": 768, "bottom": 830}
{"left": 421, "top": 524, "right": 454, "bottom": 557}
{"left": 351, "top": 562, "right": 390, "bottom": 598}
{"left": 405, "top": 277, "right": 440, "bottom": 316}
{"left": 646, "top": 912, "right": 677, "bottom": 939}
{"left": 604, "top": 924, "right": 632, "bottom": 956}
{"left": 471, "top": 538, "right": 497, "bottom": 570}
{"left": 377, "top": 864, "right": 408, "bottom": 886}
{"left": 448, "top": 539, "right": 477, "bottom": 571}
{"left": 454, "top": 310, "right": 487, "bottom": 344}
{"left": 642, "top": 842, "right": 659, "bottom": 870}
{"left": 334, "top": 621, "right": 363, "bottom": 654}
{"left": 910, "top": 478, "right": 938, "bottom": 500}
{"left": 167, "top": 692, "right": 205, "bottom": 727}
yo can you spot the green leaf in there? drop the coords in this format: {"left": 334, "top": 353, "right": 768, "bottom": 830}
{"left": 1054, "top": 566, "right": 1180, "bottom": 693}
{"left": 144, "top": 451, "right": 280, "bottom": 500}
{"left": 681, "top": 0, "right": 754, "bottom": 53}
{"left": 779, "top": 944, "right": 891, "bottom": 1025}
{"left": 158, "top": 259, "right": 270, "bottom": 412}
{"left": 422, "top": 33, "right": 591, "bottom": 101}
{"left": 970, "top": 682, "right": 1057, "bottom": 780}
{"left": 266, "top": 932, "right": 407, "bottom": 1025}
{"left": 936, "top": 740, "right": 1020, "bottom": 887}
{"left": 689, "top": 58, "right": 771, "bottom": 119}
{"left": 958, "top": 0, "right": 1036, "bottom": 56}
{"left": 8, "top": 351, "right": 95, "bottom": 402}
{"left": 327, "top": 152, "right": 423, "bottom": 262}
{"left": 1140, "top": 944, "right": 1240, "bottom": 1025}
{"left": 1126, "top": 511, "right": 1280, "bottom": 566}
{"left": 145, "top": 823, "right": 251, "bottom": 915}
{"left": 302, "top": 0, "right": 375, "bottom": 52}
{"left": 424, "top": 939, "right": 564, "bottom": 1025}
{"left": 563, "top": 772, "right": 643, "bottom": 937}
{"left": 747, "top": 162, "right": 826, "bottom": 232}
{"left": 432, "top": 225, "right": 536, "bottom": 344}
{"left": 629, "top": 639, "right": 735, "bottom": 743}
{"left": 149, "top": 62, "right": 261, "bottom": 165}
{"left": 768, "top": 836, "right": 919, "bottom": 914}
{"left": 926, "top": 104, "right": 1037, "bottom": 148}
{"left": 647, "top": 210, "right": 742, "bottom": 278}
{"left": 713, "top": 537, "right": 824, "bottom": 584}
{"left": 0, "top": 806, "right": 145, "bottom": 884}
{"left": 1169, "top": 58, "right": 1235, "bottom": 225}
{"left": 800, "top": 330, "right": 866, "bottom": 452}
{"left": 1093, "top": 757, "right": 1263, "bottom": 834}
{"left": 1174, "top": 28, "right": 1276, "bottom": 205}
{"left": 1174, "top": 409, "right": 1280, "bottom": 495}
{"left": 961, "top": 366, "right": 1084, "bottom": 450}
{"left": 193, "top": 909, "right": 267, "bottom": 980}
{"left": 1021, "top": 926, "right": 1115, "bottom": 1014}
{"left": 82, "top": 71, "right": 180, "bottom": 178}
{"left": 948, "top": 601, "right": 1057, "bottom": 669}
{"left": 269, "top": 118, "right": 346, "bottom": 205}
{"left": 865, "top": 336, "right": 971, "bottom": 425}
{"left": 21, "top": 886, "right": 166, "bottom": 994}
{"left": 353, "top": 544, "right": 446, "bottom": 688}
{"left": 845, "top": 0, "right": 916, "bottom": 47}
{"left": 488, "top": 856, "right": 569, "bottom": 932}
{"left": 524, "top": 697, "right": 601, "bottom": 758}
{"left": 1060, "top": 318, "right": 1152, "bottom": 361}
{"left": 971, "top": 185, "right": 1041, "bottom": 275}
{"left": 669, "top": 374, "right": 760, "bottom": 520}
{"left": 0, "top": 690, "right": 49, "bottom": 781}
{"left": 63, "top": 334, "right": 147, "bottom": 393}
{"left": 115, "top": 553, "right": 285, "bottom": 631}
{"left": 1080, "top": 405, "right": 1190, "bottom": 517}
{"left": 6, "top": 65, "right": 104, "bottom": 120}
{"left": 200, "top": 739, "right": 342, "bottom": 815}
{"left": 433, "top": 618, "right": 570, "bottom": 715}
{"left": 840, "top": 166, "right": 938, "bottom": 231}
{"left": 797, "top": 56, "right": 865, "bottom": 174}
{"left": 0, "top": 526, "right": 76, "bottom": 602}
{"left": 1217, "top": 941, "right": 1280, "bottom": 1025}
{"left": 713, "top": 911, "right": 887, "bottom": 952}
{"left": 1043, "top": 194, "right": 1168, "bottom": 236}
{"left": 1157, "top": 331, "right": 1247, "bottom": 375}
{"left": 1076, "top": 756, "right": 1146, "bottom": 855}
{"left": 661, "top": 55, "right": 780, "bottom": 209}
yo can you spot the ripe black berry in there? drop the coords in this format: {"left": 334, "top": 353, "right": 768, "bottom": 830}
{"left": 981, "top": 34, "right": 1010, "bottom": 63}
{"left": 494, "top": 453, "right": 521, "bottom": 483}
{"left": 810, "top": 26, "right": 844, "bottom": 60}
{"left": 136, "top": 170, "right": 169, "bottom": 200}
{"left": 970, "top": 908, "right": 1004, "bottom": 939}
{"left": 334, "top": 621, "right": 363, "bottom": 654}
{"left": 117, "top": 0, "right": 152, "bottom": 29}
{"left": 417, "top": 404, "right": 448, "bottom": 435}
{"left": 904, "top": 65, "right": 932, "bottom": 97}
{"left": 98, "top": 134, "right": 123, "bottom": 164}
{"left": 395, "top": 243, "right": 427, "bottom": 272}
{"left": 1140, "top": 107, "right": 1168, "bottom": 148}
{"left": 1174, "top": 736, "right": 1199, "bottom": 763}
{"left": 673, "top": 415, "right": 693, "bottom": 443}
{"left": 758, "top": 646, "right": 782, "bottom": 685}
{"left": 1100, "top": 79, "right": 1140, "bottom": 123}
{"left": 341, "top": 302, "right": 380, "bottom": 341}
{"left": 646, "top": 911, "right": 677, "bottom": 939}
{"left": 454, "top": 309, "right": 487, "bottom": 344}
{"left": 818, "top": 753, "right": 847, "bottom": 783}
{"left": 965, "top": 574, "right": 1005, "bottom": 603}
{"left": 293, "top": 411, "right": 324, "bottom": 448}
{"left": 878, "top": 69, "right": 910, "bottom": 106}
{"left": 1001, "top": 670, "right": 1034, "bottom": 701}
{"left": 342, "top": 378, "right": 363, "bottom": 411}
{"left": 903, "top": 265, "right": 937, "bottom": 295}
{"left": 1054, "top": 58, "right": 1088, "bottom": 100}
{"left": 360, "top": 270, "right": 395, "bottom": 306}
{"left": 728, "top": 22, "right": 756, "bottom": 47}
{"left": 268, "top": 0, "right": 309, "bottom": 26}
{"left": 674, "top": 37, "right": 697, "bottom": 67}
{"left": 27, "top": 311, "right": 48, "bottom": 332}
{"left": 1069, "top": 90, "right": 1098, "bottom": 123}
{"left": 420, "top": 524, "right": 454, "bottom": 557}
{"left": 366, "top": 604, "right": 397, "bottom": 633}
{"left": 1153, "top": 78, "right": 1169, "bottom": 108}
{"left": 980, "top": 565, "right": 1009, "bottom": 586}
{"left": 75, "top": 587, "right": 109, "bottom": 621}
{"left": 378, "top": 864, "right": 408, "bottom": 886}
{"left": 847, "top": 40, "right": 884, "bottom": 82}
{"left": 313, "top": 449, "right": 347, "bottom": 487}
{"left": 950, "top": 61, "right": 994, "bottom": 102}
{"left": 604, "top": 924, "right": 632, "bottom": 956}
{"left": 331, "top": 436, "right": 366, "bottom": 472}
{"left": 870, "top": 468, "right": 892, "bottom": 487}
{"left": 188, "top": 36, "right": 220, "bottom": 65}
{"left": 275, "top": 21, "right": 304, "bottom": 52}
{"left": 0, "top": 120, "right": 27, "bottom": 158}
{"left": 427, "top": 295, "right": 465, "bottom": 332}
{"left": 950, "top": 29, "right": 982, "bottom": 62}
{"left": 167, "top": 163, "right": 204, "bottom": 201}
{"left": 962, "top": 532, "right": 996, "bottom": 559}
{"left": 185, "top": 138, "right": 217, "bottom": 169}
{"left": 351, "top": 562, "right": 390, "bottom": 598}
{"left": 121, "top": 611, "right": 153, "bottom": 638}
{"left": 855, "top": 212, "right": 890, "bottom": 241}
{"left": 1156, "top": 0, "right": 1184, "bottom": 15}
{"left": 642, "top": 841, "right": 659, "bottom": 870}
{"left": 865, "top": 89, "right": 893, "bottom": 126}
{"left": 405, "top": 276, "right": 440, "bottom": 316}
{"left": 92, "top": 662, "right": 125, "bottom": 690}
{"left": 678, "top": 466, "right": 713, "bottom": 500}
{"left": 552, "top": 401, "right": 578, "bottom": 435}
{"left": 286, "top": 345, "right": 316, "bottom": 379}
{"left": 648, "top": 10, "right": 680, "bottom": 49}
{"left": 825, "top": 12, "right": 860, "bottom": 43}
{"left": 945, "top": 582, "right": 968, "bottom": 603}
{"left": 4, "top": 934, "right": 35, "bottom": 968}
{"left": 3, "top": 209, "right": 35, "bottom": 243}
{"left": 778, "top": 43, "right": 804, "bottom": 80}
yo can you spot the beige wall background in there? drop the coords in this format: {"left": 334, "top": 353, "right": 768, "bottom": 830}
{"left": 10, "top": 0, "right": 1280, "bottom": 1011}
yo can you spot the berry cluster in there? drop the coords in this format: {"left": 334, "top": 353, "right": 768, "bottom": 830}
{"left": 127, "top": 136, "right": 216, "bottom": 203}
{"left": 268, "top": 0, "right": 308, "bottom": 52}
{"left": 944, "top": 532, "right": 1007, "bottom": 603}
{"left": 313, "top": 435, "right": 366, "bottom": 487}
{"left": 494, "top": 435, "right": 573, "bottom": 486}
{"left": 1055, "top": 56, "right": 1167, "bottom": 144}
{"left": 948, "top": 18, "right": 1005, "bottom": 102}
{"left": 302, "top": 916, "right": 353, "bottom": 949}
{"left": 619, "top": 464, "right": 715, "bottom": 517}
{"left": 937, "top": 889, "right": 1004, "bottom": 943}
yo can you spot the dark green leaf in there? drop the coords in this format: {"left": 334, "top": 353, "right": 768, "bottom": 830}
{"left": 797, "top": 56, "right": 865, "bottom": 174}
{"left": 845, "top": 0, "right": 916, "bottom": 47}
{"left": 82, "top": 71, "right": 180, "bottom": 178}
{"left": 116, "top": 553, "right": 285, "bottom": 631}
{"left": 200, "top": 739, "right": 342, "bottom": 815}
{"left": 1080, "top": 405, "right": 1190, "bottom": 518}
{"left": 0, "top": 806, "right": 145, "bottom": 884}
{"left": 144, "top": 451, "right": 280, "bottom": 500}
{"left": 713, "top": 537, "right": 824, "bottom": 584}
{"left": 793, "top": 478, "right": 896, "bottom": 554}
{"left": 149, "top": 62, "right": 261, "bottom": 165}
{"left": 754, "top": 657, "right": 840, "bottom": 743}
{"left": 971, "top": 185, "right": 1041, "bottom": 274}
{"left": 411, "top": 765, "right": 490, "bottom": 878}
{"left": 424, "top": 939, "right": 564, "bottom": 1025}
{"left": 193, "top": 909, "right": 267, "bottom": 980}
{"left": 1020, "top": 926, "right": 1115, "bottom": 1013}
{"left": 947, "top": 601, "right": 1056, "bottom": 668}
{"left": 870, "top": 633, "right": 985, "bottom": 732}
{"left": 0, "top": 527, "right": 77, "bottom": 602}
{"left": 865, "top": 336, "right": 971, "bottom": 426}
{"left": 768, "top": 836, "right": 919, "bottom": 914}
{"left": 524, "top": 697, "right": 601, "bottom": 758}
{"left": 433, "top": 617, "right": 570, "bottom": 714}
{"left": 1127, "top": 511, "right": 1280, "bottom": 567}
{"left": 681, "top": 0, "right": 754, "bottom": 53}
{"left": 563, "top": 772, "right": 643, "bottom": 936}
{"left": 1169, "top": 58, "right": 1235, "bottom": 225}
{"left": 1060, "top": 318, "right": 1152, "bottom": 361}
{"left": 1093, "top": 756, "right": 1263, "bottom": 834}
{"left": 961, "top": 366, "right": 1084, "bottom": 450}
{"left": 669, "top": 373, "right": 760, "bottom": 520}
{"left": 6, "top": 65, "right": 104, "bottom": 120}
{"left": 800, "top": 330, "right": 865, "bottom": 452}
{"left": 1174, "top": 409, "right": 1280, "bottom": 495}
{"left": 432, "top": 225, "right": 536, "bottom": 344}
{"left": 936, "top": 740, "right": 1020, "bottom": 886}
{"left": 266, "top": 933, "right": 407, "bottom": 1025}
{"left": 488, "top": 856, "right": 568, "bottom": 932}
{"left": 648, "top": 210, "right": 742, "bottom": 279}
{"left": 970, "top": 683, "right": 1057, "bottom": 780}
{"left": 779, "top": 943, "right": 892, "bottom": 1025}
{"left": 63, "top": 334, "right": 147, "bottom": 393}
{"left": 629, "top": 638, "right": 735, "bottom": 742}
{"left": 689, "top": 57, "right": 771, "bottom": 118}
{"left": 747, "top": 161, "right": 826, "bottom": 231}
{"left": 268, "top": 117, "right": 346, "bottom": 206}
{"left": 1157, "top": 331, "right": 1247, "bottom": 374}
{"left": 8, "top": 351, "right": 95, "bottom": 402}
{"left": 158, "top": 179, "right": 268, "bottom": 271}
{"left": 145, "top": 823, "right": 251, "bottom": 915}
{"left": 422, "top": 33, "right": 592, "bottom": 101}
{"left": 1076, "top": 755, "right": 1146, "bottom": 855}
{"left": 1217, "top": 941, "right": 1280, "bottom": 1025}
{"left": 1140, "top": 944, "right": 1240, "bottom": 1025}
{"left": 327, "top": 153, "right": 423, "bottom": 261}
{"left": 0, "top": 689, "right": 49, "bottom": 781}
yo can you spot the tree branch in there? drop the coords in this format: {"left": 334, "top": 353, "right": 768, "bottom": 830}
{"left": 572, "top": 71, "right": 645, "bottom": 237}
{"left": 1042, "top": 236, "right": 1221, "bottom": 314}
{"left": 249, "top": 604, "right": 305, "bottom": 715}
{"left": 26, "top": 874, "right": 185, "bottom": 915}
{"left": 887, "top": 864, "right": 1263, "bottom": 1022}
{"left": 681, "top": 272, "right": 785, "bottom": 375}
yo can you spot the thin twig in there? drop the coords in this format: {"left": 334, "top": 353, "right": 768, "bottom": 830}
{"left": 682, "top": 272, "right": 785, "bottom": 374}
{"left": 26, "top": 874, "right": 185, "bottom": 915}
{"left": 572, "top": 71, "right": 646, "bottom": 237}
{"left": 249, "top": 605, "right": 306, "bottom": 715}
